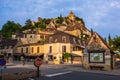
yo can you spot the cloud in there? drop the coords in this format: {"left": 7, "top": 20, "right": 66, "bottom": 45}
{"left": 110, "top": 1, "right": 120, "bottom": 8}
{"left": 0, "top": 0, "right": 120, "bottom": 37}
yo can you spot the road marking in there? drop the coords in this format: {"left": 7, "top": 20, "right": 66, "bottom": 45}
{"left": 27, "top": 78, "right": 34, "bottom": 80}
{"left": 45, "top": 71, "right": 72, "bottom": 77}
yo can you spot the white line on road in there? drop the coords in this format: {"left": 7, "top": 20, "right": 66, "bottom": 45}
{"left": 45, "top": 71, "right": 72, "bottom": 77}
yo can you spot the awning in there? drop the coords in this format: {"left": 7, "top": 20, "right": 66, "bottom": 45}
{"left": 26, "top": 53, "right": 44, "bottom": 57}
{"left": 71, "top": 53, "right": 81, "bottom": 57}
{"left": 13, "top": 53, "right": 22, "bottom": 56}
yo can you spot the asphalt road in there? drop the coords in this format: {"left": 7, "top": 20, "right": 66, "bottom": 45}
{"left": 4, "top": 61, "right": 120, "bottom": 80}
{"left": 34, "top": 71, "right": 120, "bottom": 80}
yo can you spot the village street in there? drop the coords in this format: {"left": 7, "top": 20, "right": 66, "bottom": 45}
{"left": 1, "top": 61, "right": 120, "bottom": 80}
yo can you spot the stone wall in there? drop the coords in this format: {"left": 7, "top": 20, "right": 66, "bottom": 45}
{"left": 2, "top": 71, "right": 36, "bottom": 80}
{"left": 83, "top": 52, "right": 115, "bottom": 71}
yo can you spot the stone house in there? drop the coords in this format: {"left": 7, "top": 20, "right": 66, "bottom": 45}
{"left": 15, "top": 30, "right": 85, "bottom": 64}
{"left": 16, "top": 42, "right": 44, "bottom": 61}
{"left": 44, "top": 31, "right": 85, "bottom": 64}
{"left": 83, "top": 32, "right": 115, "bottom": 71}
{"left": 12, "top": 29, "right": 55, "bottom": 44}
{"left": 0, "top": 39, "right": 18, "bottom": 64}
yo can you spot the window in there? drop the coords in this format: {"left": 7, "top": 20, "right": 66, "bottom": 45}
{"left": 21, "top": 48, "right": 23, "bottom": 53}
{"left": 37, "top": 47, "right": 39, "bottom": 53}
{"left": 49, "top": 37, "right": 53, "bottom": 43}
{"left": 30, "top": 35, "right": 32, "bottom": 38}
{"left": 78, "top": 40, "right": 81, "bottom": 45}
{"left": 62, "top": 46, "right": 66, "bottom": 53}
{"left": 55, "top": 38, "right": 58, "bottom": 42}
{"left": 73, "top": 38, "right": 76, "bottom": 44}
{"left": 40, "top": 35, "right": 44, "bottom": 39}
{"left": 62, "top": 36, "right": 66, "bottom": 42}
{"left": 49, "top": 46, "right": 52, "bottom": 53}
{"left": 25, "top": 34, "right": 27, "bottom": 38}
{"left": 32, "top": 47, "right": 34, "bottom": 53}
{"left": 48, "top": 55, "right": 53, "bottom": 61}
{"left": 83, "top": 41, "right": 86, "bottom": 46}
{"left": 73, "top": 47, "right": 76, "bottom": 51}
{"left": 26, "top": 48, "right": 28, "bottom": 53}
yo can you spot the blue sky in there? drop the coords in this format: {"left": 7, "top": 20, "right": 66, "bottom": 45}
{"left": 0, "top": 0, "right": 120, "bottom": 38}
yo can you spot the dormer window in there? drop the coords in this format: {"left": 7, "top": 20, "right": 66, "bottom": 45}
{"left": 62, "top": 36, "right": 66, "bottom": 42}
{"left": 55, "top": 38, "right": 58, "bottom": 42}
{"left": 73, "top": 38, "right": 76, "bottom": 44}
{"left": 78, "top": 40, "right": 81, "bottom": 45}
{"left": 49, "top": 37, "right": 53, "bottom": 43}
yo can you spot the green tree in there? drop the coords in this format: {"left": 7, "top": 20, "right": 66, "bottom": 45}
{"left": 56, "top": 14, "right": 64, "bottom": 24}
{"left": 63, "top": 52, "right": 71, "bottom": 63}
{"left": 35, "top": 21, "right": 46, "bottom": 29}
{"left": 108, "top": 34, "right": 113, "bottom": 48}
{"left": 112, "top": 36, "right": 120, "bottom": 51}
{"left": 90, "top": 28, "right": 94, "bottom": 35}
{"left": 22, "top": 19, "right": 34, "bottom": 30}
{"left": 0, "top": 21, "right": 22, "bottom": 39}
{"left": 104, "top": 37, "right": 107, "bottom": 43}
{"left": 43, "top": 18, "right": 51, "bottom": 24}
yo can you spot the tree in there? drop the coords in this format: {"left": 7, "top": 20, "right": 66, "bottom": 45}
{"left": 112, "top": 36, "right": 120, "bottom": 52}
{"left": 108, "top": 34, "right": 113, "bottom": 48}
{"left": 104, "top": 37, "right": 107, "bottom": 43}
{"left": 56, "top": 14, "right": 64, "bottom": 24}
{"left": 90, "top": 28, "right": 94, "bottom": 35}
{"left": 22, "top": 19, "right": 34, "bottom": 30}
{"left": 35, "top": 20, "right": 46, "bottom": 29}
{"left": 0, "top": 21, "right": 22, "bottom": 39}
{"left": 63, "top": 52, "right": 71, "bottom": 63}
{"left": 43, "top": 18, "right": 51, "bottom": 24}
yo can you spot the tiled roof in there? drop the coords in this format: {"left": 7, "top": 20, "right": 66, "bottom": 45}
{"left": 44, "top": 28, "right": 58, "bottom": 33}
{"left": 18, "top": 42, "right": 44, "bottom": 47}
{"left": 45, "top": 31, "right": 85, "bottom": 48}
{"left": 86, "top": 32, "right": 114, "bottom": 54}
{"left": 0, "top": 39, "right": 18, "bottom": 47}
{"left": 65, "top": 23, "right": 86, "bottom": 31}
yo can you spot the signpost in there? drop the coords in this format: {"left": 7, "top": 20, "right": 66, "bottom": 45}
{"left": 0, "top": 59, "right": 6, "bottom": 66}
{"left": 34, "top": 57, "right": 42, "bottom": 77}
{"left": 0, "top": 58, "right": 6, "bottom": 80}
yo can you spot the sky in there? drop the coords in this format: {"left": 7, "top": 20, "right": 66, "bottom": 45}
{"left": 0, "top": 0, "right": 120, "bottom": 38}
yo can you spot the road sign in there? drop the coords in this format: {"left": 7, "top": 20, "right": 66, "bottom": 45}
{"left": 34, "top": 57, "right": 42, "bottom": 67}
{"left": 0, "top": 59, "right": 6, "bottom": 66}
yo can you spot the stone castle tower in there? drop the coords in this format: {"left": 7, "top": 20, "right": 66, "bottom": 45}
{"left": 68, "top": 11, "right": 76, "bottom": 21}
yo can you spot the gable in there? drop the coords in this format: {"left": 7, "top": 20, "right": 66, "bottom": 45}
{"left": 86, "top": 33, "right": 109, "bottom": 52}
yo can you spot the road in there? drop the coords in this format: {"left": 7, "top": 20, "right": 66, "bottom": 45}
{"left": 35, "top": 71, "right": 120, "bottom": 80}
{"left": 35, "top": 65, "right": 120, "bottom": 80}
{"left": 4, "top": 61, "right": 120, "bottom": 80}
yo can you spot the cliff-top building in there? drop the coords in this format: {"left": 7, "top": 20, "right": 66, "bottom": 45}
{"left": 2, "top": 11, "right": 93, "bottom": 64}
